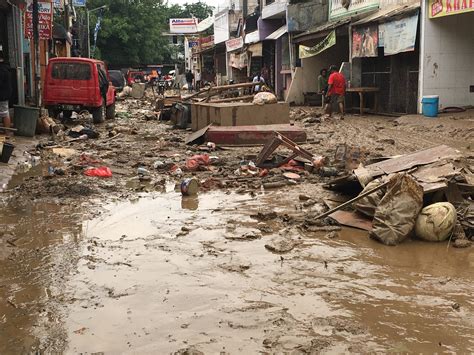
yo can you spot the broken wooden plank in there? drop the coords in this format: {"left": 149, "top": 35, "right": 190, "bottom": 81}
{"left": 354, "top": 145, "right": 461, "bottom": 180}
{"left": 329, "top": 210, "right": 373, "bottom": 231}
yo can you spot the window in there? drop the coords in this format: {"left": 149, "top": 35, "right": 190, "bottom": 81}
{"left": 52, "top": 62, "right": 91, "bottom": 80}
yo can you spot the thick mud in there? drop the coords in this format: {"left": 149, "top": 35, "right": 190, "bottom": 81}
{"left": 1, "top": 186, "right": 473, "bottom": 353}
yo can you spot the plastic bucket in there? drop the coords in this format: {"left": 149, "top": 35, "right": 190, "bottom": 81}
{"left": 421, "top": 95, "right": 439, "bottom": 118}
{"left": 13, "top": 105, "right": 39, "bottom": 137}
{"left": 0, "top": 142, "right": 15, "bottom": 163}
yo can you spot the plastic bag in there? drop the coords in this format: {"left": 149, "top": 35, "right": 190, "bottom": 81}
{"left": 84, "top": 166, "right": 113, "bottom": 178}
{"left": 253, "top": 92, "right": 277, "bottom": 105}
{"left": 353, "top": 179, "right": 386, "bottom": 218}
{"left": 186, "top": 154, "right": 210, "bottom": 171}
{"left": 370, "top": 174, "right": 423, "bottom": 246}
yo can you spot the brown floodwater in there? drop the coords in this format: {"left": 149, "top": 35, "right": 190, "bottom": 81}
{"left": 0, "top": 186, "right": 473, "bottom": 353}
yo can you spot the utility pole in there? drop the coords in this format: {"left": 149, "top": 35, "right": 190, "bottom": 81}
{"left": 32, "top": 0, "right": 41, "bottom": 107}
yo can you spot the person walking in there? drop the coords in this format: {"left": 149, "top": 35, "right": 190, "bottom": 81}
{"left": 324, "top": 65, "right": 346, "bottom": 119}
{"left": 0, "top": 51, "right": 13, "bottom": 136}
{"left": 185, "top": 70, "right": 194, "bottom": 93}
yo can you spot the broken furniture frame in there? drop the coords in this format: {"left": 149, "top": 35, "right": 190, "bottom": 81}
{"left": 256, "top": 131, "right": 314, "bottom": 168}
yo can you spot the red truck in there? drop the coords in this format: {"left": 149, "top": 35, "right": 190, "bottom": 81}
{"left": 43, "top": 57, "right": 116, "bottom": 123}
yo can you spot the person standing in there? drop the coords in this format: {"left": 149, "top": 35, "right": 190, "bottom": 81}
{"left": 318, "top": 68, "right": 328, "bottom": 95}
{"left": 252, "top": 72, "right": 265, "bottom": 93}
{"left": 195, "top": 69, "right": 201, "bottom": 91}
{"left": 0, "top": 51, "right": 13, "bottom": 135}
{"left": 185, "top": 70, "right": 194, "bottom": 93}
{"left": 324, "top": 65, "right": 346, "bottom": 119}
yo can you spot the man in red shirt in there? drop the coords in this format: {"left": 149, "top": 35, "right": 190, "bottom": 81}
{"left": 324, "top": 65, "right": 346, "bottom": 119}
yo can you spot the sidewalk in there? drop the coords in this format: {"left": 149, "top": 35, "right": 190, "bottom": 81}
{"left": 0, "top": 136, "right": 37, "bottom": 192}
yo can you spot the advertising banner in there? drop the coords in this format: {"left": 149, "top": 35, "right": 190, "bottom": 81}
{"left": 329, "top": 0, "right": 379, "bottom": 20}
{"left": 429, "top": 0, "right": 474, "bottom": 18}
{"left": 24, "top": 2, "right": 53, "bottom": 40}
{"left": 379, "top": 13, "right": 418, "bottom": 56}
{"left": 352, "top": 25, "right": 378, "bottom": 58}
{"left": 226, "top": 37, "right": 244, "bottom": 52}
{"left": 169, "top": 18, "right": 198, "bottom": 34}
{"left": 299, "top": 30, "right": 336, "bottom": 59}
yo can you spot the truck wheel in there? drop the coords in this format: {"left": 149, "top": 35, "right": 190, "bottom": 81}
{"left": 106, "top": 102, "right": 116, "bottom": 120}
{"left": 92, "top": 103, "right": 105, "bottom": 123}
{"left": 48, "top": 108, "right": 60, "bottom": 119}
{"left": 62, "top": 110, "right": 73, "bottom": 121}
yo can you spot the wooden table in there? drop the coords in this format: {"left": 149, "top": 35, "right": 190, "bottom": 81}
{"left": 346, "top": 87, "right": 379, "bottom": 115}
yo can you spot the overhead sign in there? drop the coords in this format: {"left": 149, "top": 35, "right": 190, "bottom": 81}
{"left": 200, "top": 35, "right": 214, "bottom": 50}
{"left": 72, "top": 0, "right": 86, "bottom": 6}
{"left": 299, "top": 30, "right": 336, "bottom": 59}
{"left": 429, "top": 0, "right": 474, "bottom": 18}
{"left": 329, "top": 0, "right": 379, "bottom": 20}
{"left": 53, "top": 0, "right": 63, "bottom": 9}
{"left": 379, "top": 13, "right": 418, "bottom": 56}
{"left": 225, "top": 37, "right": 244, "bottom": 52}
{"left": 169, "top": 18, "right": 198, "bottom": 34}
{"left": 24, "top": 2, "right": 53, "bottom": 40}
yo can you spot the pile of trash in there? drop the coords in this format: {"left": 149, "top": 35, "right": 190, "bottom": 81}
{"left": 319, "top": 145, "right": 473, "bottom": 247}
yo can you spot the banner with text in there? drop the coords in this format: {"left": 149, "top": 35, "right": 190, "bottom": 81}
{"left": 25, "top": 2, "right": 53, "bottom": 40}
{"left": 379, "top": 13, "right": 418, "bottom": 56}
{"left": 299, "top": 30, "right": 336, "bottom": 59}
{"left": 226, "top": 37, "right": 244, "bottom": 52}
{"left": 429, "top": 0, "right": 474, "bottom": 18}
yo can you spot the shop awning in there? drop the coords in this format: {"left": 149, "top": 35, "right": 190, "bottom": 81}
{"left": 266, "top": 25, "right": 287, "bottom": 40}
{"left": 352, "top": 3, "right": 420, "bottom": 26}
{"left": 293, "top": 18, "right": 350, "bottom": 44}
{"left": 53, "top": 24, "right": 72, "bottom": 44}
{"left": 197, "top": 17, "right": 214, "bottom": 32}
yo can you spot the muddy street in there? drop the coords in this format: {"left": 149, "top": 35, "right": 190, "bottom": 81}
{"left": 1, "top": 98, "right": 474, "bottom": 353}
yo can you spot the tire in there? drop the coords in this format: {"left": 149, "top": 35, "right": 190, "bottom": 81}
{"left": 62, "top": 110, "right": 73, "bottom": 120}
{"left": 106, "top": 102, "right": 116, "bottom": 120}
{"left": 48, "top": 108, "right": 60, "bottom": 119}
{"left": 92, "top": 102, "right": 105, "bottom": 123}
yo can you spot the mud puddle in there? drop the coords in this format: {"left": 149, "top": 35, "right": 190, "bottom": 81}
{"left": 1, "top": 188, "right": 473, "bottom": 353}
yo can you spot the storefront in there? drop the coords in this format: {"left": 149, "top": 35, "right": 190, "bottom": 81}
{"left": 419, "top": 0, "right": 474, "bottom": 110}
{"left": 350, "top": 3, "right": 420, "bottom": 114}
{"left": 287, "top": 19, "right": 350, "bottom": 104}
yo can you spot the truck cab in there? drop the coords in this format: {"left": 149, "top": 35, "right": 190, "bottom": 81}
{"left": 44, "top": 57, "right": 116, "bottom": 123}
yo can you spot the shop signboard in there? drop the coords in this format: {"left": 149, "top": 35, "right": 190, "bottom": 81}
{"left": 169, "top": 18, "right": 198, "bottom": 34}
{"left": 53, "top": 0, "right": 63, "bottom": 9}
{"left": 299, "top": 30, "right": 336, "bottom": 59}
{"left": 225, "top": 37, "right": 244, "bottom": 52}
{"left": 24, "top": 1, "right": 53, "bottom": 40}
{"left": 379, "top": 13, "right": 418, "bottom": 56}
{"left": 352, "top": 24, "right": 378, "bottom": 58}
{"left": 200, "top": 35, "right": 214, "bottom": 50}
{"left": 429, "top": 0, "right": 474, "bottom": 18}
{"left": 72, "top": 0, "right": 86, "bottom": 6}
{"left": 329, "top": 0, "right": 379, "bottom": 20}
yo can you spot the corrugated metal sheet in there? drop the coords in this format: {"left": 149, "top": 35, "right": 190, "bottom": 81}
{"left": 293, "top": 18, "right": 351, "bottom": 41}
{"left": 266, "top": 25, "right": 287, "bottom": 40}
{"left": 353, "top": 3, "right": 420, "bottom": 25}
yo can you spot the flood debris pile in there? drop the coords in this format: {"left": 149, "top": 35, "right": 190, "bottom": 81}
{"left": 321, "top": 145, "right": 474, "bottom": 247}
